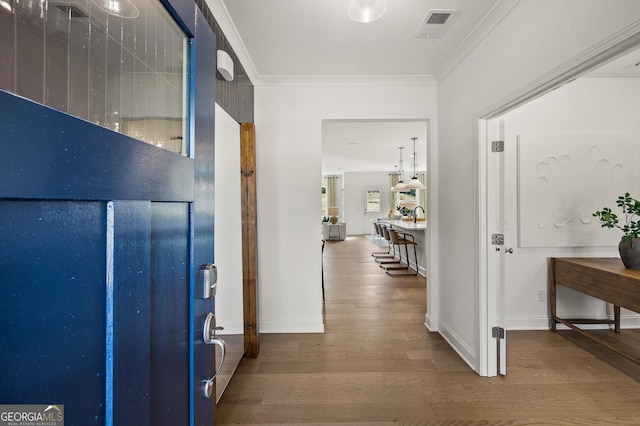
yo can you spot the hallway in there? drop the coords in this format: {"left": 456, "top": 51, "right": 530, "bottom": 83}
{"left": 216, "top": 236, "right": 640, "bottom": 425}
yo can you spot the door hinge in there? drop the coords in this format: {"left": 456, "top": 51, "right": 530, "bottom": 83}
{"left": 491, "top": 233, "right": 504, "bottom": 245}
{"left": 492, "top": 326, "right": 505, "bottom": 339}
{"left": 491, "top": 140, "right": 504, "bottom": 152}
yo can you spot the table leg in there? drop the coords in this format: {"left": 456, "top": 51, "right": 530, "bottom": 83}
{"left": 615, "top": 305, "right": 621, "bottom": 333}
{"left": 548, "top": 257, "right": 557, "bottom": 331}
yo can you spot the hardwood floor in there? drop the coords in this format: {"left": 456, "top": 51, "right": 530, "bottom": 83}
{"left": 216, "top": 235, "right": 640, "bottom": 425}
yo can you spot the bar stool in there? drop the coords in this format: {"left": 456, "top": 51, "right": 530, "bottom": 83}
{"left": 385, "top": 229, "right": 418, "bottom": 277}
{"left": 374, "top": 225, "right": 401, "bottom": 265}
{"left": 377, "top": 228, "right": 408, "bottom": 271}
{"left": 371, "top": 223, "right": 392, "bottom": 258}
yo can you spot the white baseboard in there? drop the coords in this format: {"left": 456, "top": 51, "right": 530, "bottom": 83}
{"left": 390, "top": 255, "right": 425, "bottom": 277}
{"left": 437, "top": 319, "right": 476, "bottom": 372}
{"left": 424, "top": 312, "right": 437, "bottom": 331}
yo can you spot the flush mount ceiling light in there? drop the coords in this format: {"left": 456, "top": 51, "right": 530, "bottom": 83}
{"left": 348, "top": 0, "right": 387, "bottom": 23}
{"left": 0, "top": 0, "right": 13, "bottom": 13}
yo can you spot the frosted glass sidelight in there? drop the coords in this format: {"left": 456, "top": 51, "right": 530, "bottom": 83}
{"left": 0, "top": 0, "right": 189, "bottom": 155}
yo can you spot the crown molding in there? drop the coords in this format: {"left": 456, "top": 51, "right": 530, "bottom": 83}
{"left": 205, "top": 0, "right": 259, "bottom": 84}
{"left": 251, "top": 75, "right": 437, "bottom": 87}
{"left": 480, "top": 17, "right": 640, "bottom": 118}
{"left": 436, "top": 0, "right": 521, "bottom": 82}
{"left": 208, "top": 0, "right": 437, "bottom": 88}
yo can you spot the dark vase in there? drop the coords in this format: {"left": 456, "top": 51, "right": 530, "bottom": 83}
{"left": 618, "top": 237, "right": 640, "bottom": 269}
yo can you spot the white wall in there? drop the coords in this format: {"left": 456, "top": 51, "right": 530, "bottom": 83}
{"left": 213, "top": 103, "right": 244, "bottom": 334}
{"left": 438, "top": 0, "right": 640, "bottom": 371}
{"left": 254, "top": 82, "right": 438, "bottom": 332}
{"left": 501, "top": 78, "right": 640, "bottom": 329}
{"left": 344, "top": 171, "right": 391, "bottom": 235}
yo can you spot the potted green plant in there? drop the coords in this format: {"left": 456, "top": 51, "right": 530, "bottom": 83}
{"left": 593, "top": 192, "right": 640, "bottom": 269}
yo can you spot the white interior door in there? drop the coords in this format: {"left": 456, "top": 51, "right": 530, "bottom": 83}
{"left": 486, "top": 118, "right": 507, "bottom": 376}
{"left": 364, "top": 188, "right": 384, "bottom": 236}
{"left": 213, "top": 103, "right": 245, "bottom": 402}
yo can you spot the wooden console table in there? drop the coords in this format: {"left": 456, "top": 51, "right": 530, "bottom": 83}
{"left": 548, "top": 257, "right": 640, "bottom": 364}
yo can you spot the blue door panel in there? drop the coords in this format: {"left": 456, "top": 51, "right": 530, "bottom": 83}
{"left": 192, "top": 8, "right": 217, "bottom": 424}
{"left": 1, "top": 0, "right": 217, "bottom": 424}
{"left": 150, "top": 202, "right": 191, "bottom": 424}
{"left": 0, "top": 90, "right": 195, "bottom": 202}
{"left": 161, "top": 0, "right": 195, "bottom": 37}
{"left": 0, "top": 200, "right": 107, "bottom": 423}
{"left": 112, "top": 201, "right": 151, "bottom": 425}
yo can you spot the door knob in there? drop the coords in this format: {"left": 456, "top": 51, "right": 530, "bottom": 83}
{"left": 202, "top": 312, "right": 226, "bottom": 398}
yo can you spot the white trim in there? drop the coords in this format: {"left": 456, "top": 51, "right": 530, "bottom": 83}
{"left": 438, "top": 319, "right": 476, "bottom": 372}
{"left": 425, "top": 118, "right": 439, "bottom": 335}
{"left": 424, "top": 313, "right": 437, "bottom": 332}
{"left": 202, "top": 2, "right": 439, "bottom": 89}
{"left": 437, "top": 0, "right": 521, "bottom": 82}
{"left": 417, "top": 265, "right": 426, "bottom": 277}
{"left": 476, "top": 20, "right": 640, "bottom": 377}
{"left": 205, "top": 0, "right": 259, "bottom": 84}
{"left": 481, "top": 118, "right": 505, "bottom": 378}
{"left": 476, "top": 118, "right": 490, "bottom": 376}
{"left": 252, "top": 75, "right": 437, "bottom": 87}
{"left": 480, "top": 19, "right": 640, "bottom": 118}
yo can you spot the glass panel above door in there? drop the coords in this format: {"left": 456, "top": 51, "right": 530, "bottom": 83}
{"left": 0, "top": 0, "right": 189, "bottom": 155}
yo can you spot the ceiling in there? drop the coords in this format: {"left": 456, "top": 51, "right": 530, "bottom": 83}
{"left": 215, "top": 1, "right": 640, "bottom": 176}
{"left": 322, "top": 120, "right": 428, "bottom": 175}
{"left": 584, "top": 46, "right": 640, "bottom": 78}
{"left": 218, "top": 0, "right": 500, "bottom": 78}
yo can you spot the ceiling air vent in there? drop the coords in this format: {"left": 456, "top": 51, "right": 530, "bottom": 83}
{"left": 415, "top": 9, "right": 460, "bottom": 39}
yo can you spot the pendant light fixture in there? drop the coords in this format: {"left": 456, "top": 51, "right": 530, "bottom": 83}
{"left": 405, "top": 137, "right": 426, "bottom": 190}
{"left": 391, "top": 147, "right": 407, "bottom": 192}
{"left": 390, "top": 165, "right": 398, "bottom": 191}
{"left": 347, "top": 0, "right": 387, "bottom": 23}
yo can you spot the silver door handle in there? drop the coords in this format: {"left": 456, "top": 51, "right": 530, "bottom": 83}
{"left": 202, "top": 312, "right": 227, "bottom": 398}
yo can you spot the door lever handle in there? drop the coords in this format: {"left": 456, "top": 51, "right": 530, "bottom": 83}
{"left": 208, "top": 326, "right": 224, "bottom": 339}
{"left": 202, "top": 312, "right": 227, "bottom": 398}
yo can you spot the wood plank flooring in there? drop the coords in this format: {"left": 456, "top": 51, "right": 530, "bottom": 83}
{"left": 216, "top": 235, "right": 640, "bottom": 425}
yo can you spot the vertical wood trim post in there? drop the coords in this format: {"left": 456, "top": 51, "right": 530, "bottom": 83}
{"left": 240, "top": 122, "right": 259, "bottom": 357}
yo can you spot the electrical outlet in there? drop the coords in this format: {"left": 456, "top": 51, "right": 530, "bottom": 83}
{"left": 537, "top": 289, "right": 546, "bottom": 302}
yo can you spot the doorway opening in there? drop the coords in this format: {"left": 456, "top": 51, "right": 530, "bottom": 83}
{"left": 479, "top": 41, "right": 640, "bottom": 377}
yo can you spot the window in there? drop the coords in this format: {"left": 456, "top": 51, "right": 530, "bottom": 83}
{"left": 395, "top": 189, "right": 417, "bottom": 214}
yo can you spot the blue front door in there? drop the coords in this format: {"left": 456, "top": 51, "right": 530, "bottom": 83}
{"left": 0, "top": 2, "right": 217, "bottom": 424}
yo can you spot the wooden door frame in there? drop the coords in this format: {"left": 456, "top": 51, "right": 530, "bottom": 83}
{"left": 240, "top": 122, "right": 260, "bottom": 357}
